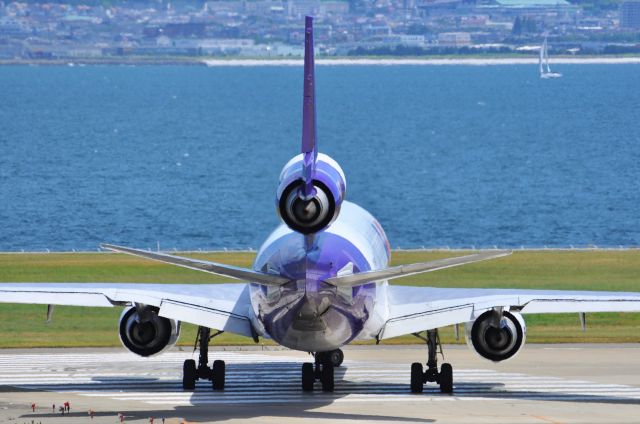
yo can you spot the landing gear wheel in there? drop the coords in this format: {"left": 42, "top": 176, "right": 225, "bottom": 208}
{"left": 321, "top": 361, "right": 335, "bottom": 392}
{"left": 212, "top": 359, "right": 225, "bottom": 390}
{"left": 315, "top": 352, "right": 324, "bottom": 366}
{"left": 186, "top": 327, "right": 226, "bottom": 391}
{"left": 183, "top": 359, "right": 197, "bottom": 391}
{"left": 439, "top": 363, "right": 453, "bottom": 394}
{"left": 302, "top": 362, "right": 315, "bottom": 392}
{"left": 410, "top": 329, "right": 455, "bottom": 394}
{"left": 328, "top": 349, "right": 344, "bottom": 367}
{"left": 410, "top": 362, "right": 424, "bottom": 393}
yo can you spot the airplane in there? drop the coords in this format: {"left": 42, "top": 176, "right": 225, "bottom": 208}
{"left": 2, "top": 16, "right": 640, "bottom": 394}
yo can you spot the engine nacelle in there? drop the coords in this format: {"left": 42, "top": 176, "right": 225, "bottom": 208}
{"left": 465, "top": 310, "right": 526, "bottom": 362}
{"left": 118, "top": 306, "right": 180, "bottom": 357}
{"left": 276, "top": 153, "right": 346, "bottom": 234}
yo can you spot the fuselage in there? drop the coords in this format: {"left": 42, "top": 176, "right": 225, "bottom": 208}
{"left": 244, "top": 17, "right": 391, "bottom": 353}
{"left": 249, "top": 200, "right": 391, "bottom": 352}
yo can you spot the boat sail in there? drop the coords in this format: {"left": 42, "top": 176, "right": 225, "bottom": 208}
{"left": 540, "top": 37, "right": 562, "bottom": 79}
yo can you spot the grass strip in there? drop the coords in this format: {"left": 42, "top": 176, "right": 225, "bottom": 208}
{"left": 0, "top": 250, "right": 638, "bottom": 348}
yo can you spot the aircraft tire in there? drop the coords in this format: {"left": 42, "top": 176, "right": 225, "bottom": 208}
{"left": 302, "top": 362, "right": 315, "bottom": 392}
{"left": 439, "top": 363, "right": 453, "bottom": 394}
{"left": 410, "top": 362, "right": 424, "bottom": 393}
{"left": 183, "top": 359, "right": 197, "bottom": 391}
{"left": 328, "top": 349, "right": 344, "bottom": 367}
{"left": 212, "top": 360, "right": 225, "bottom": 390}
{"left": 321, "top": 361, "right": 334, "bottom": 392}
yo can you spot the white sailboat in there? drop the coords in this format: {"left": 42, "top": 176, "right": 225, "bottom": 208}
{"left": 539, "top": 37, "right": 562, "bottom": 79}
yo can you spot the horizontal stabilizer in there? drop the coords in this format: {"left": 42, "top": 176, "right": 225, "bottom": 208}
{"left": 101, "top": 244, "right": 290, "bottom": 287}
{"left": 324, "top": 250, "right": 511, "bottom": 287}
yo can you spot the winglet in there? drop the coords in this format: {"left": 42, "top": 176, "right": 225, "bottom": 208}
{"left": 301, "top": 16, "right": 317, "bottom": 198}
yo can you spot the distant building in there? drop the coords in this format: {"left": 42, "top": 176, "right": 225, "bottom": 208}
{"left": 621, "top": 1, "right": 640, "bottom": 29}
{"left": 238, "top": 43, "right": 304, "bottom": 57}
{"left": 416, "top": 0, "right": 463, "bottom": 17}
{"left": 489, "top": 0, "right": 571, "bottom": 9}
{"left": 483, "top": 0, "right": 576, "bottom": 13}
{"left": 0, "top": 17, "right": 30, "bottom": 37}
{"left": 417, "top": 0, "right": 463, "bottom": 9}
{"left": 66, "top": 47, "right": 102, "bottom": 57}
{"left": 491, "top": 0, "right": 569, "bottom": 5}
{"left": 0, "top": 42, "right": 23, "bottom": 59}
{"left": 361, "top": 23, "right": 392, "bottom": 37}
{"left": 287, "top": 0, "right": 318, "bottom": 18}
{"left": 244, "top": 1, "right": 286, "bottom": 16}
{"left": 438, "top": 32, "right": 471, "bottom": 47}
{"left": 382, "top": 34, "right": 425, "bottom": 47}
{"left": 205, "top": 1, "right": 244, "bottom": 14}
{"left": 162, "top": 23, "right": 206, "bottom": 38}
{"left": 319, "top": 1, "right": 349, "bottom": 17}
{"left": 459, "top": 16, "right": 489, "bottom": 28}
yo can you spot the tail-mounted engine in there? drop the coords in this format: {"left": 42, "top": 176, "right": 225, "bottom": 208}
{"left": 465, "top": 309, "right": 526, "bottom": 362}
{"left": 276, "top": 153, "right": 346, "bottom": 234}
{"left": 118, "top": 305, "right": 180, "bottom": 357}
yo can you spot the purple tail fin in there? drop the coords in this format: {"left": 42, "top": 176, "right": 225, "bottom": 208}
{"left": 301, "top": 16, "right": 317, "bottom": 198}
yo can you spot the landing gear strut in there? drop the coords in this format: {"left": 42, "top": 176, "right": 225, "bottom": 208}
{"left": 182, "top": 326, "right": 226, "bottom": 391}
{"left": 410, "top": 329, "right": 453, "bottom": 394}
{"left": 301, "top": 348, "right": 343, "bottom": 392}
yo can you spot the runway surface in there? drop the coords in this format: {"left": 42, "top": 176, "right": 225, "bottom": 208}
{"left": 1, "top": 345, "right": 639, "bottom": 423}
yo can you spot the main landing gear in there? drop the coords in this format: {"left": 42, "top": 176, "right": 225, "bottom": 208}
{"left": 183, "top": 326, "right": 225, "bottom": 391}
{"left": 410, "top": 329, "right": 453, "bottom": 394}
{"left": 301, "top": 348, "right": 344, "bottom": 392}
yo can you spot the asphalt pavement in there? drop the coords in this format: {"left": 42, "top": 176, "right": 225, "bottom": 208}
{"left": 1, "top": 344, "right": 639, "bottom": 423}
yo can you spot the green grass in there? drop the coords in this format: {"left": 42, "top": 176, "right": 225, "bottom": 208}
{"left": 0, "top": 250, "right": 639, "bottom": 348}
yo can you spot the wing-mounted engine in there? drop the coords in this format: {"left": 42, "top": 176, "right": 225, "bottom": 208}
{"left": 465, "top": 310, "right": 526, "bottom": 362}
{"left": 118, "top": 305, "right": 180, "bottom": 357}
{"left": 276, "top": 153, "right": 346, "bottom": 234}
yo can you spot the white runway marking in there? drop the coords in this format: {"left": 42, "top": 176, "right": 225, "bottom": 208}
{"left": 1, "top": 352, "right": 639, "bottom": 405}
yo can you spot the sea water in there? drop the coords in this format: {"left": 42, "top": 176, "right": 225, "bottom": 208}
{"left": 0, "top": 64, "right": 639, "bottom": 251}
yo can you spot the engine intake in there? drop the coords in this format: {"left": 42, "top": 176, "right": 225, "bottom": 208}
{"left": 276, "top": 153, "right": 346, "bottom": 234}
{"left": 118, "top": 306, "right": 180, "bottom": 357}
{"left": 465, "top": 310, "right": 526, "bottom": 362}
{"left": 279, "top": 180, "right": 335, "bottom": 234}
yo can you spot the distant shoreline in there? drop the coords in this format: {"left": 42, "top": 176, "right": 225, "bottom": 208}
{"left": 204, "top": 57, "right": 640, "bottom": 66}
{"left": 3, "top": 56, "right": 640, "bottom": 67}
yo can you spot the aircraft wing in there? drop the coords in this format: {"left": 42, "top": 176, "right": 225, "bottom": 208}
{"left": 0, "top": 282, "right": 255, "bottom": 338}
{"left": 380, "top": 285, "right": 640, "bottom": 340}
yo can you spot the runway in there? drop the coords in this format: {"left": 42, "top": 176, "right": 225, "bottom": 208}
{"left": 1, "top": 345, "right": 640, "bottom": 423}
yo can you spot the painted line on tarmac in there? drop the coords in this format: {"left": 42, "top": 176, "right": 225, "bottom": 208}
{"left": 1, "top": 351, "right": 640, "bottom": 405}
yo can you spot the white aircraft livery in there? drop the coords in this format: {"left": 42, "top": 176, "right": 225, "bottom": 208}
{"left": 2, "top": 17, "right": 640, "bottom": 394}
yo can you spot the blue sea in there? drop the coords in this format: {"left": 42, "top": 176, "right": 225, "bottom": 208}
{"left": 1, "top": 64, "right": 639, "bottom": 251}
